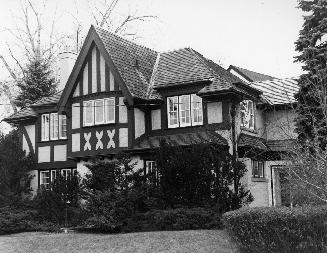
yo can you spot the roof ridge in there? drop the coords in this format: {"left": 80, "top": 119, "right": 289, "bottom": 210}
{"left": 147, "top": 52, "right": 161, "bottom": 98}
{"left": 187, "top": 48, "right": 216, "bottom": 81}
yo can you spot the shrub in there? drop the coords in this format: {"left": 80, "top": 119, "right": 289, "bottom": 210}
{"left": 0, "top": 205, "right": 60, "bottom": 235}
{"left": 123, "top": 208, "right": 222, "bottom": 233}
{"left": 222, "top": 205, "right": 327, "bottom": 253}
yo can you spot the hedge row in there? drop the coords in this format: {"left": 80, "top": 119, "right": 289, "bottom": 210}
{"left": 81, "top": 207, "right": 222, "bottom": 233}
{"left": 222, "top": 205, "right": 327, "bottom": 253}
{"left": 0, "top": 205, "right": 60, "bottom": 235}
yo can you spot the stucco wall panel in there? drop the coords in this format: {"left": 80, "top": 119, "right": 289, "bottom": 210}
{"left": 134, "top": 108, "right": 145, "bottom": 139}
{"left": 151, "top": 109, "right": 161, "bottom": 130}
{"left": 207, "top": 102, "right": 222, "bottom": 124}
{"left": 119, "top": 128, "right": 128, "bottom": 147}
{"left": 38, "top": 146, "right": 50, "bottom": 163}
{"left": 54, "top": 145, "right": 67, "bottom": 161}
{"left": 265, "top": 110, "right": 297, "bottom": 140}
{"left": 119, "top": 97, "right": 127, "bottom": 123}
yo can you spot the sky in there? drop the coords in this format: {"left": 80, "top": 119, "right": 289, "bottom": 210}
{"left": 0, "top": 0, "right": 304, "bottom": 132}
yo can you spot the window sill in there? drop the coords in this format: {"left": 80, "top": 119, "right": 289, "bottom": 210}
{"left": 39, "top": 138, "right": 68, "bottom": 143}
{"left": 251, "top": 177, "right": 267, "bottom": 182}
{"left": 241, "top": 127, "right": 258, "bottom": 134}
{"left": 82, "top": 122, "right": 116, "bottom": 128}
{"left": 167, "top": 124, "right": 204, "bottom": 129}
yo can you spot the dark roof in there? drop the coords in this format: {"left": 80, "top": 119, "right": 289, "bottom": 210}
{"left": 152, "top": 48, "right": 214, "bottom": 88}
{"left": 238, "top": 133, "right": 267, "bottom": 150}
{"left": 133, "top": 130, "right": 228, "bottom": 150}
{"left": 3, "top": 107, "right": 37, "bottom": 123}
{"left": 30, "top": 91, "right": 62, "bottom": 107}
{"left": 228, "top": 65, "right": 275, "bottom": 82}
{"left": 95, "top": 26, "right": 158, "bottom": 100}
{"left": 250, "top": 78, "right": 298, "bottom": 105}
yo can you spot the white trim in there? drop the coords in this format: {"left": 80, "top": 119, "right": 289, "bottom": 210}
{"left": 50, "top": 170, "right": 57, "bottom": 183}
{"left": 40, "top": 171, "right": 50, "bottom": 188}
{"left": 59, "top": 115, "right": 67, "bottom": 139}
{"left": 167, "top": 96, "right": 179, "bottom": 128}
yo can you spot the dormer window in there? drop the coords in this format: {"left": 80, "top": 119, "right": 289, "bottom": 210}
{"left": 240, "top": 100, "right": 255, "bottom": 130}
{"left": 167, "top": 94, "right": 203, "bottom": 128}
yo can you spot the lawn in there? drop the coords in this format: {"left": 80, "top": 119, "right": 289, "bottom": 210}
{"left": 0, "top": 230, "right": 237, "bottom": 253}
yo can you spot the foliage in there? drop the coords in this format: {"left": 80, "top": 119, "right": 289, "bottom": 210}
{"left": 34, "top": 171, "right": 81, "bottom": 226}
{"left": 0, "top": 204, "right": 60, "bottom": 235}
{"left": 294, "top": 0, "right": 327, "bottom": 147}
{"left": 123, "top": 207, "right": 222, "bottom": 233}
{"left": 155, "top": 140, "right": 253, "bottom": 211}
{"left": 81, "top": 154, "right": 146, "bottom": 232}
{"left": 222, "top": 205, "right": 327, "bottom": 253}
{"left": 0, "top": 130, "right": 36, "bottom": 206}
{"left": 15, "top": 57, "right": 57, "bottom": 108}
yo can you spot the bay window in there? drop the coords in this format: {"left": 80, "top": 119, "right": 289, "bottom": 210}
{"left": 240, "top": 100, "right": 255, "bottom": 130}
{"left": 167, "top": 94, "right": 203, "bottom": 128}
{"left": 41, "top": 113, "right": 67, "bottom": 141}
{"left": 83, "top": 98, "right": 115, "bottom": 126}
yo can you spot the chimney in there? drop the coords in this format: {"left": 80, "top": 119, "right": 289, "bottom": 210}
{"left": 58, "top": 50, "right": 77, "bottom": 91}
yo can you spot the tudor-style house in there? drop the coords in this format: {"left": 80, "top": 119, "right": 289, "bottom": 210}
{"left": 4, "top": 25, "right": 298, "bottom": 207}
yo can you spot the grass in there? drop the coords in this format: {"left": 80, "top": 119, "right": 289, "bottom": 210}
{"left": 0, "top": 230, "right": 237, "bottom": 253}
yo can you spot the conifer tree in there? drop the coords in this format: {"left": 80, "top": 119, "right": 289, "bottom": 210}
{"left": 15, "top": 57, "right": 57, "bottom": 108}
{"left": 294, "top": 0, "right": 327, "bottom": 147}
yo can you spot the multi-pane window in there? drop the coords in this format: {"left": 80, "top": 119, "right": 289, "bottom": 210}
{"left": 167, "top": 94, "right": 203, "bottom": 128}
{"left": 40, "top": 171, "right": 50, "bottom": 189}
{"left": 83, "top": 98, "right": 115, "bottom": 126}
{"left": 145, "top": 161, "right": 159, "bottom": 185}
{"left": 252, "top": 160, "right": 264, "bottom": 178}
{"left": 240, "top": 100, "right": 255, "bottom": 129}
{"left": 41, "top": 113, "right": 67, "bottom": 141}
{"left": 40, "top": 168, "right": 77, "bottom": 188}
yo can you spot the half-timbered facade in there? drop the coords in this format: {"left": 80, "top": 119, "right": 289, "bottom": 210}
{"left": 4, "top": 25, "right": 298, "bottom": 206}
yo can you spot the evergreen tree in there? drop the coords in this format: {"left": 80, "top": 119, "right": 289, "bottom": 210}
{"left": 15, "top": 57, "right": 57, "bottom": 108}
{"left": 0, "top": 130, "right": 36, "bottom": 206}
{"left": 294, "top": 0, "right": 327, "bottom": 147}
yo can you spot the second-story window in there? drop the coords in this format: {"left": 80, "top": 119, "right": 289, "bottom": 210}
{"left": 41, "top": 113, "right": 67, "bottom": 141}
{"left": 83, "top": 98, "right": 115, "bottom": 126}
{"left": 240, "top": 100, "right": 255, "bottom": 130}
{"left": 167, "top": 94, "right": 203, "bottom": 128}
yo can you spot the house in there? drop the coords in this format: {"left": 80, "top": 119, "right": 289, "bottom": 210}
{"left": 3, "top": 25, "right": 299, "bottom": 207}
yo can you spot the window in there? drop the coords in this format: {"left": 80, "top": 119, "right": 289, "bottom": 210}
{"left": 240, "top": 100, "right": 255, "bottom": 129}
{"left": 41, "top": 114, "right": 49, "bottom": 141}
{"left": 179, "top": 95, "right": 191, "bottom": 127}
{"left": 95, "top": 99, "right": 104, "bottom": 124}
{"left": 50, "top": 113, "right": 58, "bottom": 140}
{"left": 104, "top": 98, "right": 115, "bottom": 123}
{"left": 191, "top": 94, "right": 203, "bottom": 125}
{"left": 145, "top": 161, "right": 159, "bottom": 185}
{"left": 40, "top": 171, "right": 50, "bottom": 189}
{"left": 50, "top": 170, "right": 57, "bottom": 183}
{"left": 167, "top": 94, "right": 203, "bottom": 128}
{"left": 59, "top": 115, "right": 67, "bottom": 139}
{"left": 83, "top": 98, "right": 115, "bottom": 126}
{"left": 83, "top": 101, "right": 94, "bottom": 126}
{"left": 252, "top": 160, "right": 264, "bottom": 178}
{"left": 167, "top": 96, "right": 179, "bottom": 128}
{"left": 62, "top": 169, "right": 72, "bottom": 180}
{"left": 41, "top": 113, "right": 67, "bottom": 141}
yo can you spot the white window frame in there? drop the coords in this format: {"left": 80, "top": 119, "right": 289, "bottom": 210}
{"left": 191, "top": 94, "right": 203, "bottom": 126}
{"left": 252, "top": 160, "right": 264, "bottom": 178}
{"left": 50, "top": 113, "right": 58, "bottom": 140}
{"left": 179, "top": 95, "right": 191, "bottom": 127}
{"left": 104, "top": 97, "right": 115, "bottom": 124}
{"left": 41, "top": 114, "right": 50, "bottom": 141}
{"left": 83, "top": 100, "right": 94, "bottom": 126}
{"left": 62, "top": 169, "right": 71, "bottom": 180}
{"left": 59, "top": 115, "right": 67, "bottom": 139}
{"left": 50, "top": 170, "right": 57, "bottom": 183}
{"left": 95, "top": 99, "right": 105, "bottom": 125}
{"left": 167, "top": 96, "right": 179, "bottom": 128}
{"left": 40, "top": 171, "right": 50, "bottom": 188}
{"left": 241, "top": 100, "right": 255, "bottom": 130}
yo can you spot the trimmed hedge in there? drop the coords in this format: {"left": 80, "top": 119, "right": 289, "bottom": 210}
{"left": 0, "top": 205, "right": 60, "bottom": 235}
{"left": 123, "top": 208, "right": 222, "bottom": 233}
{"left": 222, "top": 205, "right": 327, "bottom": 253}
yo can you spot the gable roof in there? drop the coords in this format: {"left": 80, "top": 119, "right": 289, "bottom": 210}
{"left": 250, "top": 77, "right": 298, "bottom": 105}
{"left": 228, "top": 65, "right": 275, "bottom": 82}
